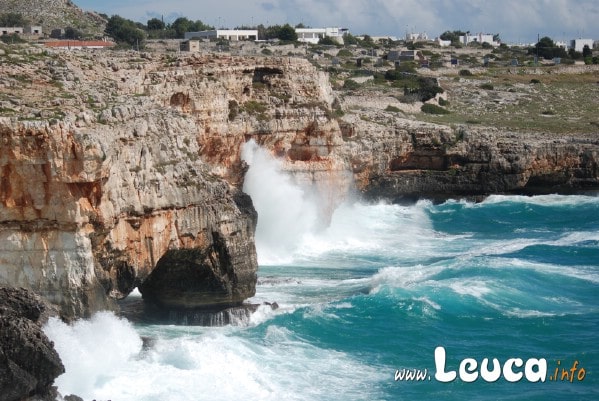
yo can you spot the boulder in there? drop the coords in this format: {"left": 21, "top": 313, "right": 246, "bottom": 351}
{"left": 0, "top": 287, "right": 64, "bottom": 401}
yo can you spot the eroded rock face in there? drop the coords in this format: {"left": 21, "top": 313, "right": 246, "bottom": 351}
{"left": 338, "top": 116, "right": 599, "bottom": 201}
{"left": 1, "top": 50, "right": 598, "bottom": 320}
{"left": 0, "top": 106, "right": 257, "bottom": 319}
{"left": 0, "top": 286, "right": 64, "bottom": 401}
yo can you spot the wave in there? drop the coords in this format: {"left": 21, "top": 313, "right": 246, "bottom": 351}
{"left": 448, "top": 193, "right": 599, "bottom": 208}
{"left": 44, "top": 312, "right": 382, "bottom": 401}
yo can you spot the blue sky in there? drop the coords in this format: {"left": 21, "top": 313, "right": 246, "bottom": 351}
{"left": 75, "top": 0, "right": 599, "bottom": 44}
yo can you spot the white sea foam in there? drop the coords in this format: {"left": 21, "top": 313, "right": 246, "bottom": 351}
{"left": 241, "top": 140, "right": 443, "bottom": 265}
{"left": 480, "top": 193, "right": 599, "bottom": 207}
{"left": 43, "top": 312, "right": 143, "bottom": 399}
{"left": 241, "top": 140, "right": 318, "bottom": 265}
{"left": 369, "top": 264, "right": 446, "bottom": 292}
{"left": 44, "top": 312, "right": 381, "bottom": 401}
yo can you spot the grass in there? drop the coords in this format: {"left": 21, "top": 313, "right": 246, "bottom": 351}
{"left": 417, "top": 71, "right": 599, "bottom": 135}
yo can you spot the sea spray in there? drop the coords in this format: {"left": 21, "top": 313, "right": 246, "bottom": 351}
{"left": 43, "top": 312, "right": 143, "bottom": 398}
{"left": 241, "top": 140, "right": 319, "bottom": 264}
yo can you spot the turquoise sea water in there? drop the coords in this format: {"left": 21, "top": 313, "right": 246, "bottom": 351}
{"left": 43, "top": 144, "right": 599, "bottom": 400}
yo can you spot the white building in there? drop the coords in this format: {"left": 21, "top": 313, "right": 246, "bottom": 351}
{"left": 405, "top": 32, "right": 428, "bottom": 41}
{"left": 296, "top": 27, "right": 348, "bottom": 44}
{"left": 436, "top": 38, "right": 452, "bottom": 47}
{"left": 569, "top": 38, "right": 593, "bottom": 53}
{"left": 26, "top": 26, "right": 42, "bottom": 35}
{"left": 185, "top": 29, "right": 258, "bottom": 41}
{"left": 459, "top": 33, "right": 499, "bottom": 47}
{"left": 0, "top": 27, "right": 24, "bottom": 35}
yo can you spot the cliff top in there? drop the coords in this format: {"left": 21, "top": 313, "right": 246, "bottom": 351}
{"left": 0, "top": 39, "right": 597, "bottom": 138}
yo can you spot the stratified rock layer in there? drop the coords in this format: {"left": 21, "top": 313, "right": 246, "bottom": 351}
{"left": 0, "top": 106, "right": 258, "bottom": 318}
{"left": 0, "top": 286, "right": 64, "bottom": 401}
{"left": 1, "top": 50, "right": 598, "bottom": 319}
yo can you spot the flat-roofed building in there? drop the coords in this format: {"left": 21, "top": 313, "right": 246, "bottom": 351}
{"left": 26, "top": 26, "right": 42, "bottom": 35}
{"left": 570, "top": 38, "right": 593, "bottom": 53}
{"left": 185, "top": 29, "right": 258, "bottom": 41}
{"left": 0, "top": 27, "right": 24, "bottom": 35}
{"left": 296, "top": 27, "right": 348, "bottom": 44}
{"left": 180, "top": 39, "right": 201, "bottom": 52}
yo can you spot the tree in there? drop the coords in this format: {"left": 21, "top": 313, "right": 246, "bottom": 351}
{"left": 277, "top": 24, "right": 297, "bottom": 42}
{"left": 0, "top": 12, "right": 26, "bottom": 27}
{"left": 190, "top": 20, "right": 213, "bottom": 32}
{"left": 343, "top": 32, "right": 358, "bottom": 45}
{"left": 105, "top": 15, "right": 146, "bottom": 46}
{"left": 64, "top": 26, "right": 83, "bottom": 39}
{"left": 530, "top": 36, "right": 566, "bottom": 59}
{"left": 171, "top": 17, "right": 192, "bottom": 38}
{"left": 439, "top": 30, "right": 466, "bottom": 45}
{"left": 582, "top": 44, "right": 592, "bottom": 58}
{"left": 147, "top": 17, "right": 165, "bottom": 31}
{"left": 318, "top": 36, "right": 338, "bottom": 46}
{"left": 568, "top": 47, "right": 583, "bottom": 60}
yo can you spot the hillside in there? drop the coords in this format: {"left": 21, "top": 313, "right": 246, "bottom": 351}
{"left": 0, "top": 0, "right": 106, "bottom": 37}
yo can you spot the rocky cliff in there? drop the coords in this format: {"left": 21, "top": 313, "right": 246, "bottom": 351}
{"left": 339, "top": 114, "right": 599, "bottom": 202}
{"left": 0, "top": 51, "right": 262, "bottom": 318}
{"left": 1, "top": 47, "right": 598, "bottom": 318}
{"left": 0, "top": 286, "right": 64, "bottom": 401}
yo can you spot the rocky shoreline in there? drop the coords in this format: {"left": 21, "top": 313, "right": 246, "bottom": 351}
{"left": 1, "top": 47, "right": 597, "bottom": 315}
{"left": 0, "top": 45, "right": 598, "bottom": 399}
{"left": 0, "top": 287, "right": 64, "bottom": 401}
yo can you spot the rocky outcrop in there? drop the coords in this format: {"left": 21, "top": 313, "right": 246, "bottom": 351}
{"left": 0, "top": 286, "right": 64, "bottom": 401}
{"left": 0, "top": 105, "right": 257, "bottom": 319}
{"left": 1, "top": 48, "right": 598, "bottom": 320}
{"left": 338, "top": 114, "right": 599, "bottom": 201}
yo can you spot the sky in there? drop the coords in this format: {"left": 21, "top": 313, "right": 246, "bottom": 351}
{"left": 74, "top": 0, "right": 599, "bottom": 44}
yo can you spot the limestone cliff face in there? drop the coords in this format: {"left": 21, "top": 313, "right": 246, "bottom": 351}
{"left": 338, "top": 114, "right": 599, "bottom": 201}
{"left": 0, "top": 107, "right": 257, "bottom": 318}
{"left": 1, "top": 50, "right": 598, "bottom": 318}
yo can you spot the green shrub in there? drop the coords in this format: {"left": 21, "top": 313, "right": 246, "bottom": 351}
{"left": 385, "top": 105, "right": 401, "bottom": 112}
{"left": 530, "top": 78, "right": 541, "bottom": 84}
{"left": 459, "top": 69, "right": 473, "bottom": 76}
{"left": 479, "top": 83, "right": 494, "bottom": 90}
{"left": 438, "top": 97, "right": 450, "bottom": 106}
{"left": 337, "top": 49, "right": 352, "bottom": 57}
{"left": 343, "top": 79, "right": 360, "bottom": 90}
{"left": 421, "top": 103, "right": 450, "bottom": 115}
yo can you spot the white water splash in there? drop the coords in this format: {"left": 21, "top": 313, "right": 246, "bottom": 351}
{"left": 241, "top": 140, "right": 319, "bottom": 264}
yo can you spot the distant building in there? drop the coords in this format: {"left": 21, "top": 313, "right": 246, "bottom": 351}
{"left": 436, "top": 38, "right": 452, "bottom": 47}
{"left": 185, "top": 29, "right": 258, "bottom": 41}
{"left": 26, "top": 26, "right": 42, "bottom": 35}
{"left": 388, "top": 50, "right": 417, "bottom": 62}
{"left": 459, "top": 33, "right": 499, "bottom": 47}
{"left": 554, "top": 40, "right": 567, "bottom": 49}
{"left": 180, "top": 39, "right": 201, "bottom": 52}
{"left": 405, "top": 32, "right": 428, "bottom": 41}
{"left": 296, "top": 27, "right": 348, "bottom": 44}
{"left": 44, "top": 40, "right": 116, "bottom": 50}
{"left": 569, "top": 38, "right": 593, "bottom": 53}
{"left": 0, "top": 27, "right": 24, "bottom": 35}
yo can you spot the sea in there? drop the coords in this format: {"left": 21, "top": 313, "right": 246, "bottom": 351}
{"left": 43, "top": 142, "right": 599, "bottom": 401}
